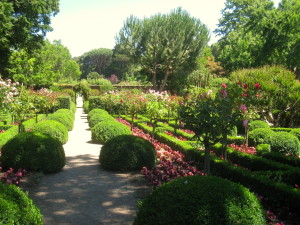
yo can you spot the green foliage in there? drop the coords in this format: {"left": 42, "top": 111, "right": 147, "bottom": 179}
{"left": 290, "top": 128, "right": 300, "bottom": 141}
{"left": 55, "top": 109, "right": 75, "bottom": 121}
{"left": 83, "top": 101, "right": 90, "bottom": 113}
{"left": 256, "top": 144, "right": 271, "bottom": 154}
{"left": 249, "top": 120, "right": 270, "bottom": 131}
{"left": 134, "top": 176, "right": 267, "bottom": 225}
{"left": 55, "top": 96, "right": 72, "bottom": 110}
{"left": 46, "top": 113, "right": 74, "bottom": 131}
{"left": 0, "top": 0, "right": 59, "bottom": 78}
{"left": 1, "top": 131, "right": 65, "bottom": 173}
{"left": 87, "top": 108, "right": 109, "bottom": 122}
{"left": 99, "top": 135, "right": 156, "bottom": 171}
{"left": 256, "top": 151, "right": 300, "bottom": 169}
{"left": 116, "top": 7, "right": 209, "bottom": 92}
{"left": 269, "top": 132, "right": 300, "bottom": 157}
{"left": 78, "top": 48, "right": 113, "bottom": 79}
{"left": 248, "top": 128, "right": 274, "bottom": 146}
{"left": 31, "top": 120, "right": 68, "bottom": 144}
{"left": 87, "top": 78, "right": 114, "bottom": 93}
{"left": 214, "top": 0, "right": 300, "bottom": 74}
{"left": 88, "top": 114, "right": 115, "bottom": 128}
{"left": 87, "top": 72, "right": 103, "bottom": 80}
{"left": 91, "top": 121, "right": 131, "bottom": 144}
{"left": 74, "top": 79, "right": 91, "bottom": 101}
{"left": 0, "top": 183, "right": 43, "bottom": 224}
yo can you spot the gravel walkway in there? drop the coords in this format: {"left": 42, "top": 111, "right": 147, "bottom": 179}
{"left": 27, "top": 97, "right": 144, "bottom": 225}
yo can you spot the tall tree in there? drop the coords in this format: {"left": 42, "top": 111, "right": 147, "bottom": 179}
{"left": 0, "top": 0, "right": 59, "bottom": 77}
{"left": 214, "top": 0, "right": 300, "bottom": 75}
{"left": 116, "top": 8, "right": 209, "bottom": 92}
{"left": 78, "top": 48, "right": 113, "bottom": 79}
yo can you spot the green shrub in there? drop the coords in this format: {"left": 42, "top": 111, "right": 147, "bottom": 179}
{"left": 55, "top": 96, "right": 71, "bottom": 110}
{"left": 1, "top": 132, "right": 65, "bottom": 173}
{"left": 55, "top": 108, "right": 75, "bottom": 121}
{"left": 270, "top": 132, "right": 300, "bottom": 157}
{"left": 249, "top": 120, "right": 270, "bottom": 131}
{"left": 134, "top": 176, "right": 267, "bottom": 225}
{"left": 46, "top": 113, "right": 74, "bottom": 131}
{"left": 31, "top": 120, "right": 68, "bottom": 144}
{"left": 70, "top": 101, "right": 76, "bottom": 113}
{"left": 248, "top": 128, "right": 274, "bottom": 146}
{"left": 91, "top": 121, "right": 131, "bottom": 144}
{"left": 89, "top": 114, "right": 114, "bottom": 128}
{"left": 83, "top": 101, "right": 89, "bottom": 114}
{"left": 87, "top": 108, "right": 109, "bottom": 122}
{"left": 99, "top": 135, "right": 156, "bottom": 171}
{"left": 256, "top": 144, "right": 271, "bottom": 154}
{"left": 290, "top": 128, "right": 300, "bottom": 141}
{"left": 0, "top": 183, "right": 43, "bottom": 224}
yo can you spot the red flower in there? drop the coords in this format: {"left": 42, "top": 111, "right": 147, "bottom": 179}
{"left": 221, "top": 83, "right": 227, "bottom": 88}
{"left": 256, "top": 94, "right": 261, "bottom": 98}
{"left": 243, "top": 84, "right": 248, "bottom": 89}
{"left": 120, "top": 99, "right": 124, "bottom": 103}
{"left": 241, "top": 93, "right": 248, "bottom": 97}
{"left": 254, "top": 83, "right": 261, "bottom": 89}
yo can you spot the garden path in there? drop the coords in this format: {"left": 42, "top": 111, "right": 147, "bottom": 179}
{"left": 27, "top": 97, "right": 141, "bottom": 225}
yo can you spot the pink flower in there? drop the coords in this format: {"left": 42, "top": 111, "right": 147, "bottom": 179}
{"left": 221, "top": 83, "right": 227, "bottom": 88}
{"left": 254, "top": 83, "right": 261, "bottom": 89}
{"left": 256, "top": 94, "right": 261, "bottom": 98}
{"left": 241, "top": 93, "right": 248, "bottom": 97}
{"left": 220, "top": 89, "right": 227, "bottom": 98}
{"left": 239, "top": 105, "right": 247, "bottom": 113}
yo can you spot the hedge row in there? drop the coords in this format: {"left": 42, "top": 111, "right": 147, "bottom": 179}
{"left": 120, "top": 116, "right": 300, "bottom": 214}
{"left": 0, "top": 114, "right": 47, "bottom": 147}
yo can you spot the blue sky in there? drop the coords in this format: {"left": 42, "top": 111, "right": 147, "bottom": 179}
{"left": 46, "top": 0, "right": 281, "bottom": 57}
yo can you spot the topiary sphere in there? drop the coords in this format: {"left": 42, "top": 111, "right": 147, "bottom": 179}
{"left": 99, "top": 135, "right": 156, "bottom": 171}
{"left": 87, "top": 108, "right": 109, "bottom": 122}
{"left": 0, "top": 183, "right": 43, "bottom": 224}
{"left": 47, "top": 113, "right": 74, "bottom": 131}
{"left": 249, "top": 120, "right": 270, "bottom": 131}
{"left": 88, "top": 114, "right": 115, "bottom": 128}
{"left": 248, "top": 128, "right": 274, "bottom": 146}
{"left": 91, "top": 121, "right": 131, "bottom": 144}
{"left": 31, "top": 120, "right": 68, "bottom": 144}
{"left": 1, "top": 131, "right": 65, "bottom": 173}
{"left": 133, "top": 176, "right": 267, "bottom": 225}
{"left": 55, "top": 108, "right": 75, "bottom": 121}
{"left": 270, "top": 132, "right": 300, "bottom": 157}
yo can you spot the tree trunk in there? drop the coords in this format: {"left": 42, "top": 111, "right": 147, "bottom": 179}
{"left": 151, "top": 71, "right": 157, "bottom": 91}
{"left": 159, "top": 65, "right": 171, "bottom": 92}
{"left": 221, "top": 133, "right": 228, "bottom": 160}
{"left": 203, "top": 140, "right": 211, "bottom": 176}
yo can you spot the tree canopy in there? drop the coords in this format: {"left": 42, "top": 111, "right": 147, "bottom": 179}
{"left": 115, "top": 7, "right": 210, "bottom": 92}
{"left": 213, "top": 0, "right": 300, "bottom": 75}
{"left": 0, "top": 0, "right": 59, "bottom": 77}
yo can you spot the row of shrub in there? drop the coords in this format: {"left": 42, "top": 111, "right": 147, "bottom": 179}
{"left": 120, "top": 116, "right": 300, "bottom": 215}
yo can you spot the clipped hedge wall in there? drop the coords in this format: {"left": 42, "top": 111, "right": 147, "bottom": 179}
{"left": 134, "top": 176, "right": 267, "bottom": 225}
{"left": 55, "top": 96, "right": 71, "bottom": 110}
{"left": 1, "top": 131, "right": 65, "bottom": 173}
{"left": 31, "top": 120, "right": 68, "bottom": 144}
{"left": 91, "top": 121, "right": 131, "bottom": 144}
{"left": 0, "top": 183, "right": 43, "bottom": 224}
{"left": 100, "top": 135, "right": 156, "bottom": 171}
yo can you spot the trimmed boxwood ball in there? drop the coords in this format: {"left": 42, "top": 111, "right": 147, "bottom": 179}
{"left": 55, "top": 108, "right": 75, "bottom": 120}
{"left": 47, "top": 113, "right": 74, "bottom": 131}
{"left": 249, "top": 120, "right": 270, "bottom": 131}
{"left": 133, "top": 176, "right": 267, "bottom": 225}
{"left": 0, "top": 131, "right": 65, "bottom": 173}
{"left": 270, "top": 132, "right": 300, "bottom": 157}
{"left": 31, "top": 120, "right": 68, "bottom": 144}
{"left": 99, "top": 135, "right": 156, "bottom": 171}
{"left": 91, "top": 121, "right": 131, "bottom": 144}
{"left": 87, "top": 108, "right": 109, "bottom": 122}
{"left": 89, "top": 113, "right": 115, "bottom": 128}
{"left": 0, "top": 183, "right": 43, "bottom": 224}
{"left": 248, "top": 128, "right": 274, "bottom": 146}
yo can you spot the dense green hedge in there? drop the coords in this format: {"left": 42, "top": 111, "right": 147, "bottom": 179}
{"left": 91, "top": 120, "right": 131, "bottom": 144}
{"left": 83, "top": 101, "right": 89, "bottom": 114}
{"left": 100, "top": 135, "right": 156, "bottom": 171}
{"left": 47, "top": 113, "right": 74, "bottom": 131}
{"left": 55, "top": 96, "right": 72, "bottom": 110}
{"left": 0, "top": 183, "right": 43, "bottom": 224}
{"left": 1, "top": 131, "right": 65, "bottom": 173}
{"left": 89, "top": 114, "right": 115, "bottom": 128}
{"left": 55, "top": 108, "right": 75, "bottom": 121}
{"left": 134, "top": 176, "right": 267, "bottom": 225}
{"left": 269, "top": 132, "right": 300, "bottom": 156}
{"left": 31, "top": 120, "right": 68, "bottom": 144}
{"left": 249, "top": 120, "right": 270, "bottom": 131}
{"left": 257, "top": 150, "right": 300, "bottom": 169}
{"left": 87, "top": 108, "right": 109, "bottom": 122}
